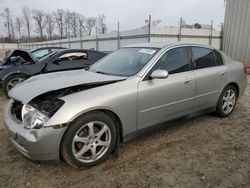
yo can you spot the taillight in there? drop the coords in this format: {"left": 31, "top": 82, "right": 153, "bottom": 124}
{"left": 243, "top": 64, "right": 249, "bottom": 74}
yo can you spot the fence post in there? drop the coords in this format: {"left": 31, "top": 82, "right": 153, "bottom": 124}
{"left": 148, "top": 15, "right": 151, "bottom": 43}
{"left": 117, "top": 21, "right": 120, "bottom": 49}
{"left": 68, "top": 39, "right": 71, "bottom": 48}
{"left": 178, "top": 17, "right": 183, "bottom": 41}
{"left": 68, "top": 30, "right": 71, "bottom": 48}
{"left": 80, "top": 36, "right": 83, "bottom": 49}
{"left": 96, "top": 27, "right": 99, "bottom": 51}
{"left": 209, "top": 20, "right": 213, "bottom": 46}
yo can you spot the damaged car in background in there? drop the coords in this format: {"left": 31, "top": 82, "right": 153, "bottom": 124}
{"left": 4, "top": 43, "right": 247, "bottom": 168}
{"left": 0, "top": 49, "right": 106, "bottom": 97}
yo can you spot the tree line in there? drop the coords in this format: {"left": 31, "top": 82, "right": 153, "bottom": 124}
{"left": 0, "top": 7, "right": 107, "bottom": 43}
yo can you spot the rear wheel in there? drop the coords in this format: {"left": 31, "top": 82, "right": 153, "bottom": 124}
{"left": 61, "top": 112, "right": 117, "bottom": 168}
{"left": 2, "top": 74, "right": 28, "bottom": 97}
{"left": 215, "top": 85, "right": 237, "bottom": 117}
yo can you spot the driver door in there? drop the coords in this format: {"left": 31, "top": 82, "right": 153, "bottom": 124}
{"left": 138, "top": 47, "right": 195, "bottom": 129}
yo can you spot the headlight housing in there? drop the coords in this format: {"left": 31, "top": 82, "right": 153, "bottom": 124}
{"left": 22, "top": 104, "right": 49, "bottom": 129}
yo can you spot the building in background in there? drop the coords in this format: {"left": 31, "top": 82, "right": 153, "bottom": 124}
{"left": 223, "top": 0, "right": 250, "bottom": 65}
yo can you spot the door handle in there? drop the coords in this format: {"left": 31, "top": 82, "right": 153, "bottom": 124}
{"left": 183, "top": 79, "right": 193, "bottom": 84}
{"left": 220, "top": 72, "right": 228, "bottom": 77}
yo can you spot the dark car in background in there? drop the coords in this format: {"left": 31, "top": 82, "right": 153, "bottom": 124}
{"left": 0, "top": 49, "right": 106, "bottom": 96}
{"left": 30, "top": 47, "right": 67, "bottom": 59}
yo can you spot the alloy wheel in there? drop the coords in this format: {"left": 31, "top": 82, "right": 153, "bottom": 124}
{"left": 7, "top": 77, "right": 25, "bottom": 91}
{"left": 71, "top": 121, "right": 111, "bottom": 163}
{"left": 222, "top": 89, "right": 236, "bottom": 114}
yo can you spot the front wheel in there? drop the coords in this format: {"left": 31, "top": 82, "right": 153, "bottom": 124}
{"left": 215, "top": 85, "right": 237, "bottom": 117}
{"left": 2, "top": 74, "right": 28, "bottom": 97}
{"left": 60, "top": 112, "right": 117, "bottom": 168}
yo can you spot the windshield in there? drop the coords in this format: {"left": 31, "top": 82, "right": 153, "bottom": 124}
{"left": 89, "top": 47, "right": 159, "bottom": 76}
{"left": 38, "top": 51, "right": 57, "bottom": 62}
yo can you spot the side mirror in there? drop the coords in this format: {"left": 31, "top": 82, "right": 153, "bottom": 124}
{"left": 10, "top": 56, "right": 22, "bottom": 64}
{"left": 52, "top": 57, "right": 61, "bottom": 65}
{"left": 150, "top": 70, "right": 169, "bottom": 79}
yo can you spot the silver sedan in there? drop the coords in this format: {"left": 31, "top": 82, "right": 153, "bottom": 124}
{"left": 4, "top": 43, "right": 248, "bottom": 168}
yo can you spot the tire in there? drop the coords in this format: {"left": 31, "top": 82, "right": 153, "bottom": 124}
{"left": 2, "top": 74, "right": 28, "bottom": 97}
{"left": 60, "top": 111, "right": 117, "bottom": 168}
{"left": 215, "top": 85, "right": 237, "bottom": 117}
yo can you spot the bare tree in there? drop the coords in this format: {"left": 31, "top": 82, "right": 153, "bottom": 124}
{"left": 32, "top": 9, "right": 46, "bottom": 40}
{"left": 45, "top": 13, "right": 54, "bottom": 39}
{"left": 70, "top": 12, "right": 78, "bottom": 38}
{"left": 54, "top": 9, "right": 64, "bottom": 38}
{"left": 78, "top": 14, "right": 86, "bottom": 38}
{"left": 64, "top": 10, "right": 71, "bottom": 38}
{"left": 97, "top": 14, "right": 107, "bottom": 34}
{"left": 15, "top": 17, "right": 23, "bottom": 39}
{"left": 85, "top": 17, "right": 97, "bottom": 36}
{"left": 22, "top": 6, "right": 32, "bottom": 39}
{"left": 1, "top": 8, "right": 12, "bottom": 39}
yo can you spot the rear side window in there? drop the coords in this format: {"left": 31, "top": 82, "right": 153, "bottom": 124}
{"left": 151, "top": 47, "right": 189, "bottom": 74}
{"left": 191, "top": 47, "right": 216, "bottom": 69}
{"left": 214, "top": 50, "right": 224, "bottom": 65}
{"left": 59, "top": 52, "right": 88, "bottom": 61}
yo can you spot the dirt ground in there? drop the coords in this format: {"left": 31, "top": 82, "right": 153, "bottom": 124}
{"left": 0, "top": 77, "right": 250, "bottom": 188}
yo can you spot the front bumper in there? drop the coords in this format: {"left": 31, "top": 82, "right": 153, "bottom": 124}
{"left": 3, "top": 100, "right": 67, "bottom": 161}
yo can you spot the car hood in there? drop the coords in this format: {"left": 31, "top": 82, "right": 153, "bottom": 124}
{"left": 9, "top": 69, "right": 127, "bottom": 103}
{"left": 1, "top": 49, "right": 37, "bottom": 66}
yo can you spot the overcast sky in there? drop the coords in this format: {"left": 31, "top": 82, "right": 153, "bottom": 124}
{"left": 0, "top": 0, "right": 225, "bottom": 34}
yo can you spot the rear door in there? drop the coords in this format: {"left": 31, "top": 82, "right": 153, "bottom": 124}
{"left": 191, "top": 47, "right": 228, "bottom": 111}
{"left": 138, "top": 47, "right": 195, "bottom": 129}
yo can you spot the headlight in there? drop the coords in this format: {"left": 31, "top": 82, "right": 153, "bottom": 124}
{"left": 22, "top": 104, "right": 49, "bottom": 129}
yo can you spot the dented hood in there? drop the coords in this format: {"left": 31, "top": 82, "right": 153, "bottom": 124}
{"left": 9, "top": 69, "right": 127, "bottom": 103}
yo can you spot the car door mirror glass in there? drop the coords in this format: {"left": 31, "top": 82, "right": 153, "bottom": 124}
{"left": 150, "top": 70, "right": 169, "bottom": 79}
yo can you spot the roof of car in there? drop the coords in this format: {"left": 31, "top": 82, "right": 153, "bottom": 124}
{"left": 58, "top": 49, "right": 107, "bottom": 54}
{"left": 125, "top": 42, "right": 215, "bottom": 49}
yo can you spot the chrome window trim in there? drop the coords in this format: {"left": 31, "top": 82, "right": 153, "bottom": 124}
{"left": 138, "top": 44, "right": 215, "bottom": 81}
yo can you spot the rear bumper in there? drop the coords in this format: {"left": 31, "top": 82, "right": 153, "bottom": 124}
{"left": 3, "top": 100, "right": 67, "bottom": 161}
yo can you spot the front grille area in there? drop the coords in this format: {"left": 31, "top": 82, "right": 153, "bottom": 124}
{"left": 10, "top": 100, "right": 23, "bottom": 123}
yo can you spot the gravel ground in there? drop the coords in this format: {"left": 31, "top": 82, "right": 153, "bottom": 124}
{"left": 0, "top": 77, "right": 249, "bottom": 188}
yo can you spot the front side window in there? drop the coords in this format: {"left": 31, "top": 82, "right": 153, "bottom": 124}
{"left": 90, "top": 48, "right": 159, "bottom": 76}
{"left": 150, "top": 47, "right": 189, "bottom": 74}
{"left": 191, "top": 47, "right": 216, "bottom": 69}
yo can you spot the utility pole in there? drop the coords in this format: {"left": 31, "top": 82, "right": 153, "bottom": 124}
{"left": 117, "top": 21, "right": 120, "bottom": 49}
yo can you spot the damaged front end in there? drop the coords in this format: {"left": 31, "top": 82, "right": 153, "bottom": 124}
{"left": 10, "top": 81, "right": 118, "bottom": 129}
